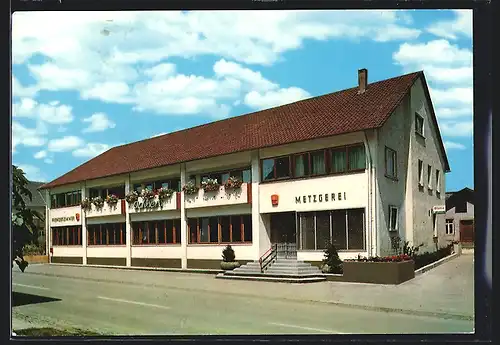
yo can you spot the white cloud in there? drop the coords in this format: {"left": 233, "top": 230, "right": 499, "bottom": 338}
{"left": 14, "top": 164, "right": 46, "bottom": 182}
{"left": 81, "top": 81, "right": 131, "bottom": 103}
{"left": 34, "top": 150, "right": 47, "bottom": 159}
{"left": 422, "top": 66, "right": 472, "bottom": 85}
{"left": 439, "top": 121, "right": 473, "bottom": 137}
{"left": 72, "top": 143, "right": 110, "bottom": 158}
{"left": 44, "top": 158, "right": 54, "bottom": 164}
{"left": 427, "top": 10, "right": 472, "bottom": 40}
{"left": 429, "top": 87, "right": 473, "bottom": 107}
{"left": 435, "top": 106, "right": 472, "bottom": 119}
{"left": 12, "top": 76, "right": 39, "bottom": 98}
{"left": 143, "top": 63, "right": 177, "bottom": 79}
{"left": 444, "top": 141, "right": 467, "bottom": 150}
{"left": 244, "top": 87, "right": 311, "bottom": 110}
{"left": 12, "top": 121, "right": 47, "bottom": 152}
{"left": 12, "top": 98, "right": 74, "bottom": 124}
{"left": 82, "top": 112, "right": 116, "bottom": 132}
{"left": 213, "top": 59, "right": 277, "bottom": 92}
{"left": 373, "top": 24, "right": 420, "bottom": 42}
{"left": 393, "top": 40, "right": 472, "bottom": 66}
{"left": 48, "top": 136, "right": 84, "bottom": 152}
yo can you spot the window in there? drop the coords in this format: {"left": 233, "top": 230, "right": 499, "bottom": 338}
{"left": 330, "top": 148, "right": 346, "bottom": 173}
{"left": 432, "top": 213, "right": 437, "bottom": 237}
{"left": 242, "top": 169, "right": 251, "bottom": 183}
{"left": 418, "top": 160, "right": 424, "bottom": 187}
{"left": 52, "top": 226, "right": 82, "bottom": 246}
{"left": 385, "top": 147, "right": 397, "bottom": 179}
{"left": 389, "top": 206, "right": 398, "bottom": 232}
{"left": 415, "top": 112, "right": 424, "bottom": 136}
{"left": 297, "top": 209, "right": 365, "bottom": 251}
{"left": 131, "top": 220, "right": 179, "bottom": 245}
{"left": 187, "top": 215, "right": 252, "bottom": 244}
{"left": 427, "top": 165, "right": 432, "bottom": 189}
{"left": 275, "top": 156, "right": 290, "bottom": 179}
{"left": 50, "top": 190, "right": 82, "bottom": 208}
{"left": 132, "top": 179, "right": 181, "bottom": 193}
{"left": 310, "top": 150, "right": 326, "bottom": 175}
{"left": 347, "top": 145, "right": 366, "bottom": 171}
{"left": 436, "top": 170, "right": 441, "bottom": 197}
{"left": 445, "top": 219, "right": 454, "bottom": 235}
{"left": 293, "top": 153, "right": 309, "bottom": 177}
{"left": 88, "top": 223, "right": 125, "bottom": 245}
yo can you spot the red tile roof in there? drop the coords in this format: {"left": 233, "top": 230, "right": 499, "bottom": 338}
{"left": 40, "top": 71, "right": 449, "bottom": 189}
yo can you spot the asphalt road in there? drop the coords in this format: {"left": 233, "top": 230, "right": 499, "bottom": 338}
{"left": 12, "top": 265, "right": 473, "bottom": 335}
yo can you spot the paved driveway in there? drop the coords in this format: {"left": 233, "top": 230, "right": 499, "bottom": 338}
{"left": 12, "top": 254, "right": 474, "bottom": 335}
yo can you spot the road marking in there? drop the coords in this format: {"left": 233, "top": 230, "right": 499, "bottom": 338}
{"left": 97, "top": 296, "right": 171, "bottom": 310}
{"left": 12, "top": 283, "right": 49, "bottom": 291}
{"left": 269, "top": 322, "right": 345, "bottom": 334}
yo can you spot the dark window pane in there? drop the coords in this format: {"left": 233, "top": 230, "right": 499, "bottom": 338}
{"left": 158, "top": 220, "right": 166, "bottom": 244}
{"left": 221, "top": 173, "right": 230, "bottom": 184}
{"left": 347, "top": 209, "right": 365, "bottom": 250}
{"left": 293, "top": 154, "right": 309, "bottom": 177}
{"left": 220, "top": 216, "right": 230, "bottom": 242}
{"left": 348, "top": 145, "right": 366, "bottom": 171}
{"left": 311, "top": 151, "right": 326, "bottom": 175}
{"left": 331, "top": 149, "right": 346, "bottom": 173}
{"left": 171, "top": 179, "right": 181, "bottom": 192}
{"left": 316, "top": 211, "right": 331, "bottom": 250}
{"left": 174, "top": 219, "right": 181, "bottom": 244}
{"left": 165, "top": 220, "right": 173, "bottom": 244}
{"left": 188, "top": 219, "right": 198, "bottom": 243}
{"left": 209, "top": 217, "right": 219, "bottom": 243}
{"left": 134, "top": 184, "right": 142, "bottom": 193}
{"left": 300, "top": 213, "right": 315, "bottom": 250}
{"left": 145, "top": 184, "right": 153, "bottom": 192}
{"left": 262, "top": 159, "right": 275, "bottom": 181}
{"left": 242, "top": 169, "right": 251, "bottom": 183}
{"left": 231, "top": 216, "right": 242, "bottom": 242}
{"left": 149, "top": 221, "right": 157, "bottom": 244}
{"left": 132, "top": 223, "right": 139, "bottom": 244}
{"left": 200, "top": 218, "right": 209, "bottom": 242}
{"left": 275, "top": 156, "right": 290, "bottom": 179}
{"left": 243, "top": 215, "right": 252, "bottom": 242}
{"left": 331, "top": 210, "right": 347, "bottom": 250}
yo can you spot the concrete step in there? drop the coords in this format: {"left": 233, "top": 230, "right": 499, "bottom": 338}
{"left": 219, "top": 272, "right": 326, "bottom": 282}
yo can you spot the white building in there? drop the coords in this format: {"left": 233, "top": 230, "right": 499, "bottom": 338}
{"left": 40, "top": 69, "right": 450, "bottom": 270}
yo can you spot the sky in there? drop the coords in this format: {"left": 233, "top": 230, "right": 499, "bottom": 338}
{"left": 11, "top": 10, "right": 473, "bottom": 192}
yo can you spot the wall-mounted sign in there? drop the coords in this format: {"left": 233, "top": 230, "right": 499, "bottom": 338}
{"left": 133, "top": 199, "right": 161, "bottom": 209}
{"left": 271, "top": 194, "right": 279, "bottom": 206}
{"left": 75, "top": 213, "right": 80, "bottom": 222}
{"left": 432, "top": 205, "right": 446, "bottom": 214}
{"left": 295, "top": 192, "right": 346, "bottom": 204}
{"left": 51, "top": 216, "right": 76, "bottom": 223}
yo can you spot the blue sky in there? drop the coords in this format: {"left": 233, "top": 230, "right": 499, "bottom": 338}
{"left": 11, "top": 10, "right": 473, "bottom": 192}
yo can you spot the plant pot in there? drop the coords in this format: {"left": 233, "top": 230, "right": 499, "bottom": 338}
{"left": 453, "top": 243, "right": 462, "bottom": 255}
{"left": 220, "top": 261, "right": 240, "bottom": 270}
{"left": 343, "top": 260, "right": 415, "bottom": 284}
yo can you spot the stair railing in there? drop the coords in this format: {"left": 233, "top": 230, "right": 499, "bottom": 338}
{"left": 259, "top": 243, "right": 277, "bottom": 273}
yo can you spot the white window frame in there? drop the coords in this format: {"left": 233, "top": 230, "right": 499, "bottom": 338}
{"left": 445, "top": 219, "right": 454, "bottom": 235}
{"left": 415, "top": 112, "right": 425, "bottom": 137}
{"left": 385, "top": 146, "right": 397, "bottom": 179}
{"left": 418, "top": 160, "right": 424, "bottom": 187}
{"left": 388, "top": 206, "right": 398, "bottom": 232}
{"left": 436, "top": 169, "right": 441, "bottom": 194}
{"left": 427, "top": 164, "right": 432, "bottom": 190}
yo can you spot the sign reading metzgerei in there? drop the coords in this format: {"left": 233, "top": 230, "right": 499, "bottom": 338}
{"left": 295, "top": 192, "right": 347, "bottom": 204}
{"left": 51, "top": 216, "right": 76, "bottom": 223}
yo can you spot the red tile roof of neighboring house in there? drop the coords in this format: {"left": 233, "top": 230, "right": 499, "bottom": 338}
{"left": 40, "top": 70, "right": 450, "bottom": 189}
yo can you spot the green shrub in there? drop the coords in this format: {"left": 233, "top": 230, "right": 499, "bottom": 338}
{"left": 222, "top": 245, "right": 235, "bottom": 262}
{"left": 322, "top": 243, "right": 343, "bottom": 274}
{"left": 414, "top": 243, "right": 453, "bottom": 270}
{"left": 22, "top": 243, "right": 44, "bottom": 256}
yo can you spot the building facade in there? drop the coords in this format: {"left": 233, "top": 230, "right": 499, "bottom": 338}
{"left": 445, "top": 188, "right": 474, "bottom": 246}
{"left": 40, "top": 69, "right": 450, "bottom": 269}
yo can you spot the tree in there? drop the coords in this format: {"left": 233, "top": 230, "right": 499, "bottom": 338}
{"left": 12, "top": 165, "right": 44, "bottom": 272}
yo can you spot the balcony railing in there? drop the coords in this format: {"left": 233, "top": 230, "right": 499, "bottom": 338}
{"left": 184, "top": 183, "right": 252, "bottom": 209}
{"left": 85, "top": 200, "right": 125, "bottom": 218}
{"left": 128, "top": 193, "right": 178, "bottom": 214}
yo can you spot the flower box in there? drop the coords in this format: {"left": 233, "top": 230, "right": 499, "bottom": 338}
{"left": 343, "top": 260, "right": 415, "bottom": 284}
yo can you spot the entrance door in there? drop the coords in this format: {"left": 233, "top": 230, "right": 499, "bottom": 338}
{"left": 270, "top": 212, "right": 297, "bottom": 259}
{"left": 459, "top": 219, "right": 474, "bottom": 243}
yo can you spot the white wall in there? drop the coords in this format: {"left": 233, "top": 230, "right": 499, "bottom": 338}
{"left": 408, "top": 78, "right": 448, "bottom": 253}
{"left": 184, "top": 184, "right": 250, "bottom": 209}
{"left": 185, "top": 204, "right": 251, "bottom": 218}
{"left": 187, "top": 243, "right": 255, "bottom": 260}
{"left": 131, "top": 245, "right": 183, "bottom": 259}
{"left": 52, "top": 246, "right": 84, "bottom": 257}
{"left": 128, "top": 195, "right": 177, "bottom": 213}
{"left": 87, "top": 215, "right": 126, "bottom": 225}
{"left": 185, "top": 151, "right": 252, "bottom": 174}
{"left": 259, "top": 174, "right": 368, "bottom": 214}
{"left": 49, "top": 206, "right": 83, "bottom": 227}
{"left": 130, "top": 210, "right": 181, "bottom": 222}
{"left": 87, "top": 246, "right": 128, "bottom": 258}
{"left": 86, "top": 201, "right": 124, "bottom": 218}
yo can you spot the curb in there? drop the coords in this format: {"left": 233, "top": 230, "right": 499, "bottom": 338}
{"left": 48, "top": 263, "right": 222, "bottom": 275}
{"left": 415, "top": 253, "right": 458, "bottom": 276}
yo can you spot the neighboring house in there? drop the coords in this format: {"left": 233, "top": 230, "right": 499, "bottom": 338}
{"left": 39, "top": 68, "right": 450, "bottom": 269}
{"left": 21, "top": 181, "right": 47, "bottom": 250}
{"left": 445, "top": 187, "right": 474, "bottom": 246}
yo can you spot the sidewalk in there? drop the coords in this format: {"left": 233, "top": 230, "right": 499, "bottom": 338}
{"left": 13, "top": 254, "right": 473, "bottom": 320}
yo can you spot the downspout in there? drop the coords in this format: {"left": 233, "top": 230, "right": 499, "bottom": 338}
{"left": 374, "top": 129, "right": 379, "bottom": 256}
{"left": 363, "top": 131, "right": 373, "bottom": 257}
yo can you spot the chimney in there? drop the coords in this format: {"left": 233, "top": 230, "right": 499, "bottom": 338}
{"left": 358, "top": 68, "right": 368, "bottom": 94}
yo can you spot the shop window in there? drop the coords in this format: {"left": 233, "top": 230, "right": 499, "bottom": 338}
{"left": 347, "top": 209, "right": 365, "bottom": 250}
{"left": 243, "top": 215, "right": 252, "bottom": 242}
{"left": 231, "top": 216, "right": 242, "bottom": 242}
{"left": 331, "top": 210, "right": 347, "bottom": 250}
{"left": 315, "top": 211, "right": 330, "bottom": 250}
{"left": 209, "top": 217, "right": 218, "bottom": 243}
{"left": 220, "top": 216, "right": 231, "bottom": 242}
{"left": 200, "top": 218, "right": 209, "bottom": 242}
{"left": 299, "top": 213, "right": 315, "bottom": 250}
